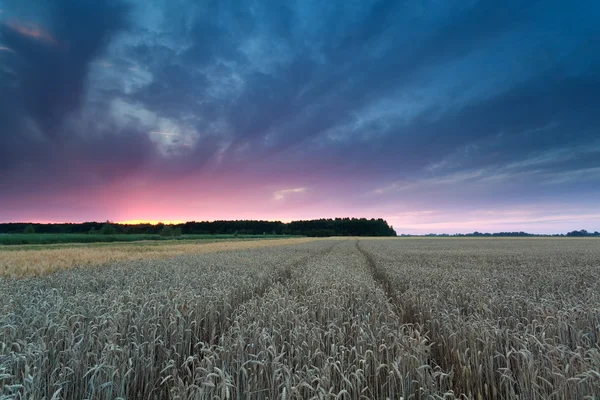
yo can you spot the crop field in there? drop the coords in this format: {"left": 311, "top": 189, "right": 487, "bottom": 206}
{"left": 0, "top": 238, "right": 316, "bottom": 278}
{"left": 1, "top": 238, "right": 599, "bottom": 399}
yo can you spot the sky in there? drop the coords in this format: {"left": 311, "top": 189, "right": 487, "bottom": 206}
{"left": 0, "top": 0, "right": 599, "bottom": 234}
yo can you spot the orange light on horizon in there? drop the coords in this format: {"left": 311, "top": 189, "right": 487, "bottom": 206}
{"left": 117, "top": 219, "right": 187, "bottom": 225}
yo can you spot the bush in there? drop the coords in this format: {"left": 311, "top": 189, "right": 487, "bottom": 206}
{"left": 160, "top": 225, "right": 174, "bottom": 237}
{"left": 24, "top": 225, "right": 35, "bottom": 234}
{"left": 100, "top": 223, "right": 117, "bottom": 235}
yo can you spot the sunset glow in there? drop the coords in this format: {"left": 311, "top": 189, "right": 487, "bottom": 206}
{"left": 117, "top": 220, "right": 187, "bottom": 226}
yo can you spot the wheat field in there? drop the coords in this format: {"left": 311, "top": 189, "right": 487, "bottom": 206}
{"left": 0, "top": 238, "right": 319, "bottom": 278}
{"left": 1, "top": 238, "right": 599, "bottom": 399}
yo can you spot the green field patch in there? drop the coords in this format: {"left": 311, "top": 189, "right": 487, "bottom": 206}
{"left": 0, "top": 233, "right": 299, "bottom": 247}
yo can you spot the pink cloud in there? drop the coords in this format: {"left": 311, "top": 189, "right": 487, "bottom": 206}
{"left": 3, "top": 21, "right": 58, "bottom": 46}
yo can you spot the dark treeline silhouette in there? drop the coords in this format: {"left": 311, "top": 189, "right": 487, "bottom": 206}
{"left": 565, "top": 229, "right": 600, "bottom": 237}
{"left": 399, "top": 230, "right": 600, "bottom": 237}
{"left": 0, "top": 218, "right": 397, "bottom": 237}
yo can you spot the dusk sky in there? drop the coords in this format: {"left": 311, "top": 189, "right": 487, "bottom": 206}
{"left": 1, "top": 0, "right": 599, "bottom": 234}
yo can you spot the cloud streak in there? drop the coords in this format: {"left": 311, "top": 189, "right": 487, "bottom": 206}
{"left": 274, "top": 188, "right": 307, "bottom": 201}
{"left": 3, "top": 21, "right": 58, "bottom": 45}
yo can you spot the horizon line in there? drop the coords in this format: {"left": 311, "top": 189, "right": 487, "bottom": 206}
{"left": 0, "top": 220, "right": 597, "bottom": 236}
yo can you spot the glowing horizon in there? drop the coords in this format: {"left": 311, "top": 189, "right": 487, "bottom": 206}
{"left": 4, "top": 202, "right": 600, "bottom": 235}
{"left": 117, "top": 220, "right": 188, "bottom": 226}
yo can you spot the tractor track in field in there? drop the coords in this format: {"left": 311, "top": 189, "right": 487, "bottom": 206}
{"left": 199, "top": 239, "right": 345, "bottom": 345}
{"left": 355, "top": 239, "right": 427, "bottom": 325}
{"left": 355, "top": 239, "right": 426, "bottom": 330}
{"left": 355, "top": 239, "right": 478, "bottom": 397}
{"left": 355, "top": 239, "right": 396, "bottom": 302}
{"left": 156, "top": 240, "right": 346, "bottom": 397}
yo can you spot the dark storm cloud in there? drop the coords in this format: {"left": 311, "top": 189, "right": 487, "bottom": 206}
{"left": 141, "top": 0, "right": 597, "bottom": 180}
{"left": 0, "top": 0, "right": 129, "bottom": 138}
{"left": 374, "top": 72, "right": 600, "bottom": 172}
{"left": 0, "top": 0, "right": 136, "bottom": 189}
{"left": 1, "top": 0, "right": 599, "bottom": 217}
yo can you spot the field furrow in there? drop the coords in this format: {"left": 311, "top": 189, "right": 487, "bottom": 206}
{"left": 358, "top": 238, "right": 600, "bottom": 399}
{"left": 169, "top": 240, "right": 448, "bottom": 399}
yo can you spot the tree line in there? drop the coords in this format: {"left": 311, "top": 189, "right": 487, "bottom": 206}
{"left": 0, "top": 218, "right": 397, "bottom": 237}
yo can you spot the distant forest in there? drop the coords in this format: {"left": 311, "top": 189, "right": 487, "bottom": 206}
{"left": 1, "top": 221, "right": 597, "bottom": 238}
{"left": 0, "top": 218, "right": 397, "bottom": 237}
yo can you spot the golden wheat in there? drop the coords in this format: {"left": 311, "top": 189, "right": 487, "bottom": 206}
{"left": 0, "top": 238, "right": 319, "bottom": 278}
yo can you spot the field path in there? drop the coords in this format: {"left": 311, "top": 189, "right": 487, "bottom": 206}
{"left": 355, "top": 238, "right": 600, "bottom": 399}
{"left": 202, "top": 239, "right": 430, "bottom": 399}
{"left": 355, "top": 239, "right": 396, "bottom": 302}
{"left": 198, "top": 239, "right": 344, "bottom": 345}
